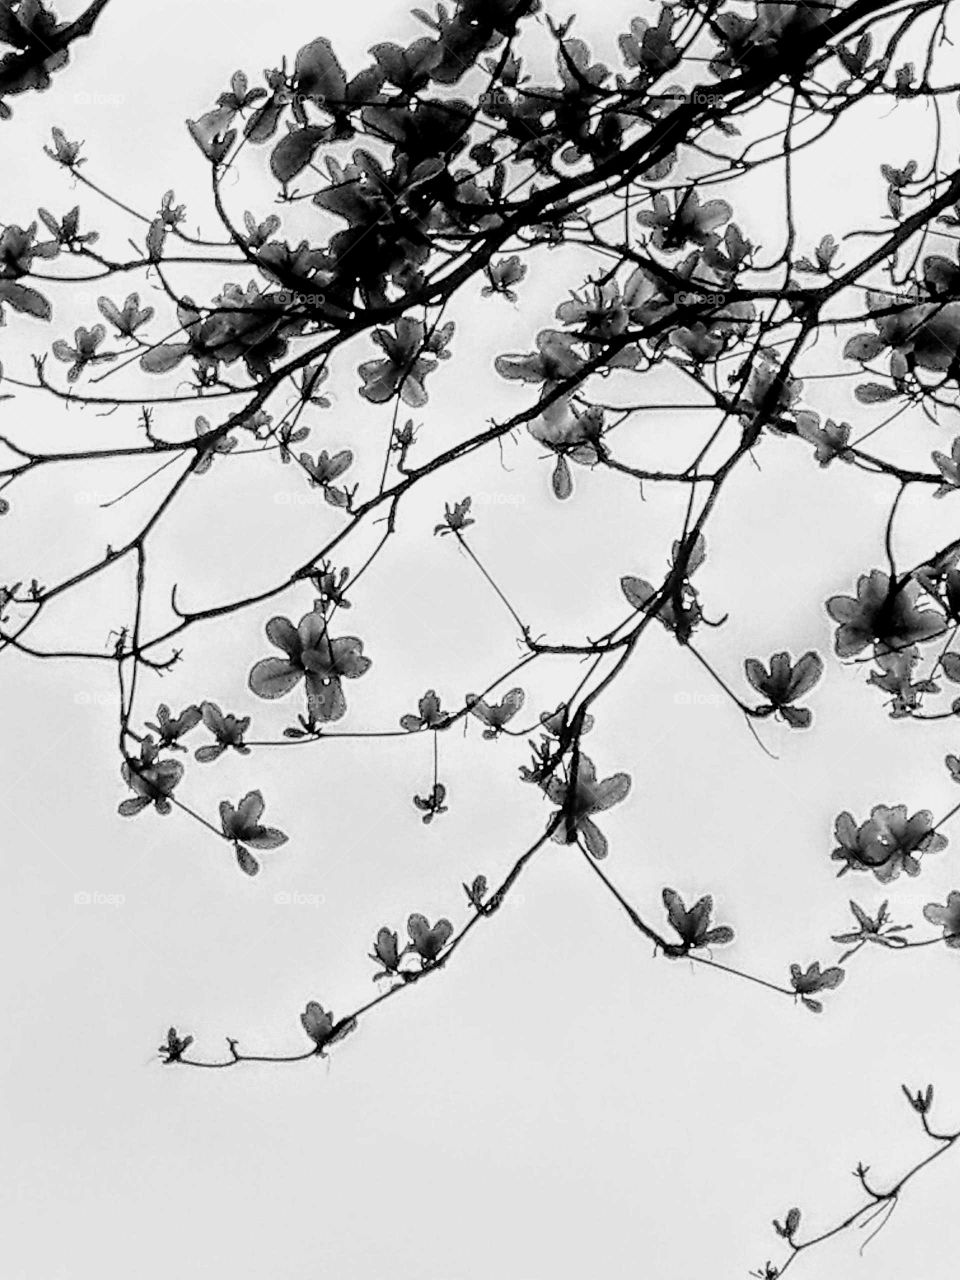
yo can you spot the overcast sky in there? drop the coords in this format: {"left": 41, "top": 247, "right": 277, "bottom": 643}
{"left": 3, "top": 2, "right": 960, "bottom": 1278}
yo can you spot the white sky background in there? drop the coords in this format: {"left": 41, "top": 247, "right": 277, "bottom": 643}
{"left": 2, "top": 1, "right": 960, "bottom": 1277}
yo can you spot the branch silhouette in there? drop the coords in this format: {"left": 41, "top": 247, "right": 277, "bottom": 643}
{"left": 4, "top": 0, "right": 960, "bottom": 1273}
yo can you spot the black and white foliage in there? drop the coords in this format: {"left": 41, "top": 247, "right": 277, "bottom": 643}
{"left": 5, "top": 0, "right": 960, "bottom": 1273}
